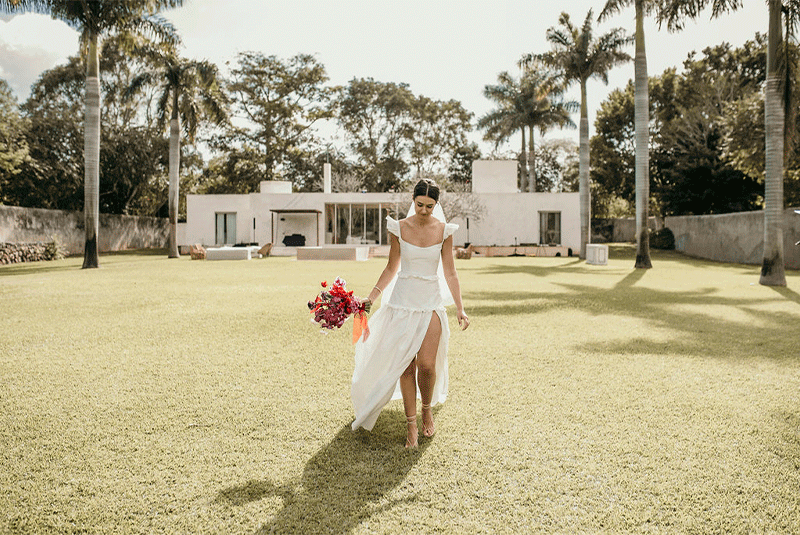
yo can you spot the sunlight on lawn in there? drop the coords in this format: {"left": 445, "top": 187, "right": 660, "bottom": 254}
{"left": 1, "top": 247, "right": 799, "bottom": 533}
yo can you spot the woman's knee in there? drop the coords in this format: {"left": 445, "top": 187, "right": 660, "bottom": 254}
{"left": 416, "top": 357, "right": 435, "bottom": 376}
{"left": 402, "top": 361, "right": 416, "bottom": 377}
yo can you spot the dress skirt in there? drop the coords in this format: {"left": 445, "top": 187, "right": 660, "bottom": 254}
{"left": 350, "top": 300, "right": 450, "bottom": 431}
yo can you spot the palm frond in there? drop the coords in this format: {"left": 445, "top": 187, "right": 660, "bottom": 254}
{"left": 124, "top": 71, "right": 156, "bottom": 101}
{"left": 599, "top": 0, "right": 632, "bottom": 22}
{"left": 657, "top": 0, "right": 743, "bottom": 31}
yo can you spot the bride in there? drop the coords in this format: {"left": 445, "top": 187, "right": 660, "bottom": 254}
{"left": 351, "top": 178, "right": 470, "bottom": 448}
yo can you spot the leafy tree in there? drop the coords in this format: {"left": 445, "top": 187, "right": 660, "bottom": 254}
{"left": 127, "top": 43, "right": 228, "bottom": 257}
{"left": 447, "top": 142, "right": 482, "bottom": 189}
{"left": 336, "top": 77, "right": 415, "bottom": 192}
{"left": 286, "top": 143, "right": 357, "bottom": 193}
{"left": 657, "top": 0, "right": 790, "bottom": 284}
{"left": 0, "top": 79, "right": 29, "bottom": 204}
{"left": 652, "top": 41, "right": 766, "bottom": 216}
{"left": 98, "top": 124, "right": 168, "bottom": 215}
{"left": 656, "top": 105, "right": 762, "bottom": 214}
{"left": 527, "top": 9, "right": 631, "bottom": 258}
{"left": 200, "top": 148, "right": 265, "bottom": 194}
{"left": 408, "top": 96, "right": 473, "bottom": 177}
{"left": 592, "top": 42, "right": 769, "bottom": 219}
{"left": 591, "top": 83, "right": 636, "bottom": 214}
{"left": 719, "top": 34, "right": 800, "bottom": 207}
{"left": 13, "top": 59, "right": 85, "bottom": 211}
{"left": 0, "top": 0, "right": 183, "bottom": 268}
{"left": 11, "top": 39, "right": 175, "bottom": 216}
{"left": 212, "top": 52, "right": 332, "bottom": 192}
{"left": 536, "top": 138, "right": 580, "bottom": 193}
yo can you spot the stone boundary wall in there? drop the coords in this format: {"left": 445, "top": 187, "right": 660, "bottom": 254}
{"left": 0, "top": 205, "right": 168, "bottom": 257}
{"left": 666, "top": 208, "right": 800, "bottom": 270}
{"left": 592, "top": 217, "right": 659, "bottom": 243}
{"left": 0, "top": 242, "right": 54, "bottom": 264}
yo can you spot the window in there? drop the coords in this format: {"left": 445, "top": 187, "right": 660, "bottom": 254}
{"left": 539, "top": 211, "right": 561, "bottom": 245}
{"left": 325, "top": 203, "right": 401, "bottom": 245}
{"left": 215, "top": 212, "right": 236, "bottom": 245}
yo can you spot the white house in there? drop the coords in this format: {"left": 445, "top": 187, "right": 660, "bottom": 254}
{"left": 183, "top": 160, "right": 580, "bottom": 256}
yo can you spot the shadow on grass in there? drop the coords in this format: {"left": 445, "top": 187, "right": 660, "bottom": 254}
{"left": 769, "top": 286, "right": 800, "bottom": 306}
{"left": 0, "top": 261, "right": 79, "bottom": 277}
{"left": 614, "top": 267, "right": 647, "bottom": 288}
{"left": 218, "top": 409, "right": 435, "bottom": 533}
{"left": 0, "top": 249, "right": 171, "bottom": 277}
{"left": 467, "top": 276, "right": 800, "bottom": 361}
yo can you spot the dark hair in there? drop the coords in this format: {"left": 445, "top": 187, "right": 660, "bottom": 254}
{"left": 412, "top": 178, "right": 440, "bottom": 202}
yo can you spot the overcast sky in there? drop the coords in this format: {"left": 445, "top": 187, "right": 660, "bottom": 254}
{"left": 0, "top": 0, "right": 769, "bottom": 154}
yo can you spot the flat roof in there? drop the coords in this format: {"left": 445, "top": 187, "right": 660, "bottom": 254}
{"left": 269, "top": 209, "right": 322, "bottom": 214}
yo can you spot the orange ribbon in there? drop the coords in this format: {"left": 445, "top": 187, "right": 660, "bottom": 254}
{"left": 352, "top": 311, "right": 370, "bottom": 344}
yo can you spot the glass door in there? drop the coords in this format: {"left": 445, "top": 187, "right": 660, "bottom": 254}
{"left": 215, "top": 213, "right": 236, "bottom": 245}
{"left": 539, "top": 212, "right": 561, "bottom": 245}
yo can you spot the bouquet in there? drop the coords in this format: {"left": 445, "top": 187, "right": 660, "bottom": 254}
{"left": 308, "top": 277, "right": 370, "bottom": 343}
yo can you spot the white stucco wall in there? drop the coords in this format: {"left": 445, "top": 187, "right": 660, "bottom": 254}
{"left": 185, "top": 194, "right": 257, "bottom": 246}
{"left": 185, "top": 189, "right": 579, "bottom": 251}
{"left": 448, "top": 192, "right": 579, "bottom": 251}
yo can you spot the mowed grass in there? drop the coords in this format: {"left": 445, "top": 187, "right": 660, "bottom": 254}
{"left": 1, "top": 246, "right": 799, "bottom": 534}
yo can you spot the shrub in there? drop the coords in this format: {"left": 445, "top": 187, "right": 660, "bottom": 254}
{"left": 44, "top": 238, "right": 66, "bottom": 260}
{"left": 650, "top": 228, "right": 675, "bottom": 250}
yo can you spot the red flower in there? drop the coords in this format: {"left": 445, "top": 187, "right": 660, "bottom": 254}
{"left": 308, "top": 277, "right": 369, "bottom": 339}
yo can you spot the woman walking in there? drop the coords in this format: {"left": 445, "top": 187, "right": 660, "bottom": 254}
{"left": 351, "top": 179, "right": 469, "bottom": 448}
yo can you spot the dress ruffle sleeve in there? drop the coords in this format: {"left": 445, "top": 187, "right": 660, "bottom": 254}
{"left": 443, "top": 223, "right": 459, "bottom": 241}
{"left": 386, "top": 216, "right": 400, "bottom": 237}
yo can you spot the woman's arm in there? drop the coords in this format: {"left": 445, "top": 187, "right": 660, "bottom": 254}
{"left": 441, "top": 235, "right": 469, "bottom": 330}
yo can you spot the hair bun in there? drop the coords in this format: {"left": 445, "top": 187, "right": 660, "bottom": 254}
{"left": 413, "top": 178, "right": 440, "bottom": 202}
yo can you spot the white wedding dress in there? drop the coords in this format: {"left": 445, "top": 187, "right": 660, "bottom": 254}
{"left": 351, "top": 215, "right": 459, "bottom": 431}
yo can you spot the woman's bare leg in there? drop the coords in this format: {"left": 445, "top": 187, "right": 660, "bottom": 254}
{"left": 417, "top": 311, "right": 442, "bottom": 437}
{"left": 400, "top": 359, "right": 418, "bottom": 447}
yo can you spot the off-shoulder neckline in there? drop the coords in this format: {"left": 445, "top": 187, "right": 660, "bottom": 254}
{"left": 396, "top": 217, "right": 446, "bottom": 248}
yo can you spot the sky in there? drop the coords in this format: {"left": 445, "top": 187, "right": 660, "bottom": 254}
{"left": 0, "top": 0, "right": 770, "bottom": 155}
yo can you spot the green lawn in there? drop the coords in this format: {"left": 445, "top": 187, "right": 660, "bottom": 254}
{"left": 1, "top": 247, "right": 799, "bottom": 534}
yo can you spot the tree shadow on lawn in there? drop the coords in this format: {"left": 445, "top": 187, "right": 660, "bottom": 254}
{"left": 479, "top": 246, "right": 762, "bottom": 278}
{"left": 0, "top": 260, "right": 80, "bottom": 277}
{"left": 769, "top": 285, "right": 800, "bottom": 307}
{"left": 466, "top": 280, "right": 800, "bottom": 361}
{"left": 0, "top": 249, "right": 172, "bottom": 277}
{"left": 217, "top": 409, "right": 435, "bottom": 533}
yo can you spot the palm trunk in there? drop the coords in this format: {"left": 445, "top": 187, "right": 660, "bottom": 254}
{"left": 579, "top": 79, "right": 590, "bottom": 259}
{"left": 82, "top": 30, "right": 100, "bottom": 269}
{"left": 760, "top": 0, "right": 786, "bottom": 285}
{"left": 520, "top": 127, "right": 528, "bottom": 192}
{"left": 168, "top": 90, "right": 181, "bottom": 258}
{"left": 633, "top": 0, "right": 652, "bottom": 269}
{"left": 528, "top": 125, "right": 536, "bottom": 192}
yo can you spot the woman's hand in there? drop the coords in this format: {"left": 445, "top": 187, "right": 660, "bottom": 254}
{"left": 457, "top": 309, "right": 470, "bottom": 331}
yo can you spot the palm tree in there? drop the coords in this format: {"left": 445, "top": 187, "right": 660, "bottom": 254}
{"left": 600, "top": 0, "right": 659, "bottom": 269}
{"left": 519, "top": 66, "right": 578, "bottom": 192}
{"left": 127, "top": 44, "right": 228, "bottom": 258}
{"left": 524, "top": 10, "right": 632, "bottom": 259}
{"left": 479, "top": 71, "right": 530, "bottom": 190}
{"left": 0, "top": 0, "right": 183, "bottom": 268}
{"left": 479, "top": 69, "right": 576, "bottom": 192}
{"left": 659, "top": 0, "right": 788, "bottom": 285}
